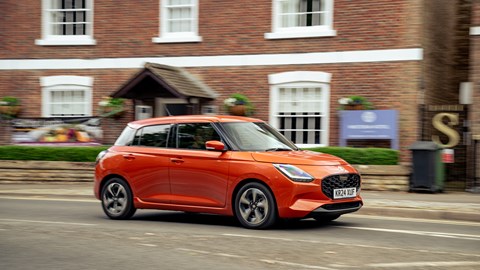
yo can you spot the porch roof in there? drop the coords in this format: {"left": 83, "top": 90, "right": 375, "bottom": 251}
{"left": 111, "top": 63, "right": 218, "bottom": 100}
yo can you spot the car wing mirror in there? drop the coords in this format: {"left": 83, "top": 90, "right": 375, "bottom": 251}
{"left": 205, "top": 140, "right": 227, "bottom": 152}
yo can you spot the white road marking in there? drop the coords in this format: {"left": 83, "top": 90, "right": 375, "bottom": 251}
{"left": 261, "top": 259, "right": 338, "bottom": 270}
{"left": 0, "top": 218, "right": 96, "bottom": 226}
{"left": 176, "top": 248, "right": 215, "bottom": 255}
{"left": 222, "top": 233, "right": 480, "bottom": 258}
{"left": 340, "top": 226, "right": 480, "bottom": 241}
{"left": 349, "top": 214, "right": 480, "bottom": 227}
{"left": 214, "top": 253, "right": 244, "bottom": 258}
{"left": 177, "top": 248, "right": 245, "bottom": 258}
{"left": 0, "top": 196, "right": 97, "bottom": 203}
{"left": 367, "top": 261, "right": 480, "bottom": 268}
{"left": 137, "top": 243, "right": 158, "bottom": 247}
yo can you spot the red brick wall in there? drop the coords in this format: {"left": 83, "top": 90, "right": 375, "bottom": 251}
{"left": 470, "top": 1, "right": 480, "bottom": 183}
{"left": 471, "top": 1, "right": 480, "bottom": 137}
{"left": 0, "top": 0, "right": 427, "bottom": 160}
{"left": 1, "top": 0, "right": 420, "bottom": 59}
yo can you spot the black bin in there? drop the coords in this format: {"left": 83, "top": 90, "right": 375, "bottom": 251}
{"left": 409, "top": 141, "right": 444, "bottom": 193}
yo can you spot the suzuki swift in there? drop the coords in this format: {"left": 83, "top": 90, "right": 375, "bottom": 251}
{"left": 94, "top": 115, "right": 362, "bottom": 229}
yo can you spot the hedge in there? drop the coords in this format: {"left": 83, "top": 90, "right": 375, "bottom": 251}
{"left": 0, "top": 146, "right": 109, "bottom": 162}
{"left": 0, "top": 145, "right": 398, "bottom": 165}
{"left": 305, "top": 147, "right": 398, "bottom": 165}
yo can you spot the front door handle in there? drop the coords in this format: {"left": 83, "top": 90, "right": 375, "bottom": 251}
{"left": 123, "top": 154, "right": 135, "bottom": 160}
{"left": 170, "top": 158, "right": 184, "bottom": 164}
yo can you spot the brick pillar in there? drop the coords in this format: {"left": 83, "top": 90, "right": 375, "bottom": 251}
{"left": 101, "top": 117, "right": 130, "bottom": 145}
{"left": 0, "top": 119, "right": 11, "bottom": 145}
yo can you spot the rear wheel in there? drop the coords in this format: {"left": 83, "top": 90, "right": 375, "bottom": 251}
{"left": 101, "top": 177, "right": 136, "bottom": 219}
{"left": 234, "top": 182, "right": 277, "bottom": 229}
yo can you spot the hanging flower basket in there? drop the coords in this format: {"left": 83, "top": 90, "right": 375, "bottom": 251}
{"left": 99, "top": 97, "right": 125, "bottom": 118}
{"left": 0, "top": 96, "right": 21, "bottom": 118}
{"left": 224, "top": 93, "right": 253, "bottom": 116}
{"left": 229, "top": 104, "right": 247, "bottom": 116}
{"left": 338, "top": 96, "right": 373, "bottom": 110}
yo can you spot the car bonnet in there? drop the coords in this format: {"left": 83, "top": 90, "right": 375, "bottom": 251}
{"left": 251, "top": 150, "right": 348, "bottom": 166}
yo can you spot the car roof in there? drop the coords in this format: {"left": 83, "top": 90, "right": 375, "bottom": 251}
{"left": 128, "top": 115, "right": 264, "bottom": 129}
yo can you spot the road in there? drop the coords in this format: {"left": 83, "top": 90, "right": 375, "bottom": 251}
{"left": 0, "top": 196, "right": 479, "bottom": 270}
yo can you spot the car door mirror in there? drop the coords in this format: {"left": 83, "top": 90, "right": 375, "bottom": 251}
{"left": 205, "top": 140, "right": 226, "bottom": 152}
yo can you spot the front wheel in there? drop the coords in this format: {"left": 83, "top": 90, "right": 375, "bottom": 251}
{"left": 234, "top": 182, "right": 277, "bottom": 229}
{"left": 101, "top": 177, "right": 136, "bottom": 219}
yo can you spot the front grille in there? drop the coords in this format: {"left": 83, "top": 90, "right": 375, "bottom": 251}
{"left": 321, "top": 174, "right": 361, "bottom": 199}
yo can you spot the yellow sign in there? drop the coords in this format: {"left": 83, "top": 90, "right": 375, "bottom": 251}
{"left": 432, "top": 113, "right": 460, "bottom": 148}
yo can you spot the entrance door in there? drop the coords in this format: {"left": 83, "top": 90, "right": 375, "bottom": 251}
{"left": 165, "top": 104, "right": 189, "bottom": 116}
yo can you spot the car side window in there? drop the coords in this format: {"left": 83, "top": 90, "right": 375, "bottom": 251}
{"left": 133, "top": 124, "right": 171, "bottom": 147}
{"left": 177, "top": 123, "right": 221, "bottom": 150}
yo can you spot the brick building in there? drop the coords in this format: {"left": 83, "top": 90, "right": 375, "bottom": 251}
{"left": 469, "top": 0, "right": 480, "bottom": 191}
{"left": 0, "top": 1, "right": 474, "bottom": 188}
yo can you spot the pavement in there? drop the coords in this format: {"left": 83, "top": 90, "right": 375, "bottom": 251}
{"left": 0, "top": 182, "right": 479, "bottom": 223}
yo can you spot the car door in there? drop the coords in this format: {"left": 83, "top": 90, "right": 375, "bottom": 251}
{"left": 119, "top": 124, "right": 172, "bottom": 203}
{"left": 168, "top": 122, "right": 230, "bottom": 207}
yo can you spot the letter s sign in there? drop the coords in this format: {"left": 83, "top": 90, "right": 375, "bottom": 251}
{"left": 432, "top": 113, "right": 460, "bottom": 148}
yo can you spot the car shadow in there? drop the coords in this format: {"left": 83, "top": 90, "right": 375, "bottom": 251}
{"left": 115, "top": 210, "right": 360, "bottom": 230}
{"left": 131, "top": 210, "right": 241, "bottom": 228}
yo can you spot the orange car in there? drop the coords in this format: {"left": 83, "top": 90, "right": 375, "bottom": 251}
{"left": 94, "top": 115, "right": 362, "bottom": 229}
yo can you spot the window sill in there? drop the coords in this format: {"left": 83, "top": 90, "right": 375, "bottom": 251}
{"left": 35, "top": 37, "right": 97, "bottom": 46}
{"left": 265, "top": 30, "right": 337, "bottom": 40}
{"left": 152, "top": 36, "right": 203, "bottom": 43}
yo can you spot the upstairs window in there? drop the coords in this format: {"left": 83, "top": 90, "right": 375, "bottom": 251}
{"left": 266, "top": 0, "right": 336, "bottom": 39}
{"left": 152, "top": 0, "right": 202, "bottom": 43}
{"left": 36, "top": 0, "right": 96, "bottom": 46}
{"left": 41, "top": 76, "right": 93, "bottom": 117}
{"left": 269, "top": 71, "right": 331, "bottom": 147}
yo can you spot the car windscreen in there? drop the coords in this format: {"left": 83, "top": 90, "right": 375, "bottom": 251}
{"left": 220, "top": 122, "right": 298, "bottom": 151}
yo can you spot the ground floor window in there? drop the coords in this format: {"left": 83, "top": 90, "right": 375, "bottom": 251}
{"left": 268, "top": 71, "right": 331, "bottom": 147}
{"left": 41, "top": 76, "right": 93, "bottom": 117}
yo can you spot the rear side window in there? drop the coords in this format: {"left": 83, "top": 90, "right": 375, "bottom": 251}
{"left": 133, "top": 124, "right": 171, "bottom": 147}
{"left": 177, "top": 123, "right": 221, "bottom": 150}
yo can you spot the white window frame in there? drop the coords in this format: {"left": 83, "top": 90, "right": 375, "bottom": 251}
{"left": 40, "top": 76, "right": 93, "bottom": 117}
{"left": 152, "top": 0, "right": 202, "bottom": 43}
{"left": 265, "top": 0, "right": 336, "bottom": 40}
{"left": 269, "top": 71, "right": 331, "bottom": 147}
{"left": 36, "top": 0, "right": 96, "bottom": 46}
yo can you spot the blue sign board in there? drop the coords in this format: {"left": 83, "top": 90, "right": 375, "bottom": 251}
{"left": 339, "top": 110, "right": 398, "bottom": 149}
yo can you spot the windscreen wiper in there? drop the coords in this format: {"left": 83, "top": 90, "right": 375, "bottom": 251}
{"left": 265, "top": 148, "right": 292, "bottom": 152}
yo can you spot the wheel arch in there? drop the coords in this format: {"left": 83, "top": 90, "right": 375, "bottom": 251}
{"left": 231, "top": 178, "right": 278, "bottom": 215}
{"left": 99, "top": 174, "right": 132, "bottom": 196}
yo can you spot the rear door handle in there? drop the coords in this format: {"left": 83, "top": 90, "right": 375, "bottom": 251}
{"left": 123, "top": 154, "right": 135, "bottom": 160}
{"left": 170, "top": 158, "right": 184, "bottom": 164}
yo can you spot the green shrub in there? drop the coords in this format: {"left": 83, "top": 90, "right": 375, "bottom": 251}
{"left": 0, "top": 145, "right": 398, "bottom": 165}
{"left": 305, "top": 147, "right": 398, "bottom": 165}
{"left": 0, "top": 146, "right": 109, "bottom": 162}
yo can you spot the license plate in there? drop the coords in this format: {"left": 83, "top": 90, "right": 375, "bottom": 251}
{"left": 333, "top": 187, "right": 357, "bottom": 199}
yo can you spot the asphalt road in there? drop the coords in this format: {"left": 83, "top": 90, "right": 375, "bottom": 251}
{"left": 1, "top": 197, "right": 479, "bottom": 270}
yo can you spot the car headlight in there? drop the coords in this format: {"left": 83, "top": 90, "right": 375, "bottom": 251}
{"left": 95, "top": 150, "right": 108, "bottom": 164}
{"left": 273, "top": 164, "right": 314, "bottom": 182}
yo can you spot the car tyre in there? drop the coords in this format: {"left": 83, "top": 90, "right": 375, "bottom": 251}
{"left": 101, "top": 177, "right": 136, "bottom": 219}
{"left": 234, "top": 182, "right": 277, "bottom": 229}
